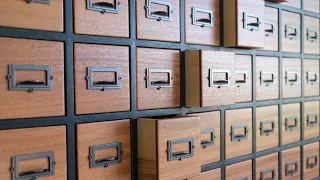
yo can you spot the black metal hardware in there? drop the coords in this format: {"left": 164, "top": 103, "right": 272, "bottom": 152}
{"left": 11, "top": 152, "right": 55, "bottom": 180}
{"left": 167, "top": 138, "right": 194, "bottom": 161}
{"left": 209, "top": 69, "right": 231, "bottom": 88}
{"left": 231, "top": 124, "right": 249, "bottom": 142}
{"left": 25, "top": 0, "right": 50, "bottom": 4}
{"left": 260, "top": 71, "right": 275, "bottom": 87}
{"left": 86, "top": 67, "right": 121, "bottom": 91}
{"left": 260, "top": 120, "right": 276, "bottom": 136}
{"left": 260, "top": 168, "right": 276, "bottom": 180}
{"left": 87, "top": 0, "right": 120, "bottom": 14}
{"left": 201, "top": 129, "right": 215, "bottom": 148}
{"left": 265, "top": 21, "right": 275, "bottom": 37}
{"left": 285, "top": 71, "right": 299, "bottom": 86}
{"left": 285, "top": 25, "right": 298, "bottom": 40}
{"left": 89, "top": 142, "right": 123, "bottom": 168}
{"left": 145, "top": 68, "right": 173, "bottom": 89}
{"left": 307, "top": 72, "right": 319, "bottom": 85}
{"left": 307, "top": 28, "right": 318, "bottom": 42}
{"left": 243, "top": 12, "right": 261, "bottom": 31}
{"left": 306, "top": 155, "right": 318, "bottom": 169}
{"left": 285, "top": 116, "right": 298, "bottom": 131}
{"left": 285, "top": 161, "right": 298, "bottom": 176}
{"left": 145, "top": 0, "right": 173, "bottom": 21}
{"left": 307, "top": 113, "right": 318, "bottom": 127}
{"left": 235, "top": 71, "right": 248, "bottom": 87}
{"left": 191, "top": 8, "right": 214, "bottom": 28}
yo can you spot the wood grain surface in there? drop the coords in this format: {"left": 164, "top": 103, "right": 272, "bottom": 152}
{"left": 304, "top": 101, "right": 319, "bottom": 140}
{"left": 223, "top": 0, "right": 237, "bottom": 47}
{"left": 304, "top": 0, "right": 320, "bottom": 13}
{"left": 283, "top": 0, "right": 301, "bottom": 8}
{"left": 0, "top": 37, "right": 64, "bottom": 120}
{"left": 282, "top": 147, "right": 300, "bottom": 180}
{"left": 282, "top": 103, "right": 301, "bottom": 145}
{"left": 185, "top": 50, "right": 201, "bottom": 107}
{"left": 282, "top": 11, "right": 301, "bottom": 53}
{"left": 303, "top": 142, "right": 319, "bottom": 180}
{"left": 264, "top": 7, "right": 279, "bottom": 51}
{"left": 74, "top": 43, "right": 130, "bottom": 114}
{"left": 304, "top": 59, "right": 320, "bottom": 97}
{"left": 256, "top": 153, "right": 279, "bottom": 180}
{"left": 235, "top": 55, "right": 252, "bottom": 103}
{"left": 225, "top": 160, "right": 252, "bottom": 180}
{"left": 188, "top": 169, "right": 221, "bottom": 180}
{"left": 304, "top": 16, "right": 320, "bottom": 55}
{"left": 0, "top": 126, "right": 66, "bottom": 180}
{"left": 282, "top": 58, "right": 301, "bottom": 99}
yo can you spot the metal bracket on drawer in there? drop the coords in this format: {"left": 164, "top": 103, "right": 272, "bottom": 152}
{"left": 25, "top": 0, "right": 50, "bottom": 4}
{"left": 86, "top": 67, "right": 121, "bottom": 91}
{"left": 285, "top": 71, "right": 299, "bottom": 86}
{"left": 285, "top": 161, "right": 298, "bottom": 176}
{"left": 7, "top": 64, "right": 53, "bottom": 92}
{"left": 86, "top": 0, "right": 120, "bottom": 14}
{"left": 307, "top": 113, "right": 318, "bottom": 127}
{"left": 307, "top": 28, "right": 318, "bottom": 43}
{"left": 260, "top": 168, "right": 276, "bottom": 180}
{"left": 209, "top": 69, "right": 231, "bottom": 88}
{"left": 239, "top": 177, "right": 248, "bottom": 180}
{"left": 89, "top": 142, "right": 123, "bottom": 168}
{"left": 243, "top": 12, "right": 261, "bottom": 31}
{"left": 306, "top": 155, "right": 318, "bottom": 169}
{"left": 260, "top": 120, "right": 276, "bottom": 136}
{"left": 11, "top": 152, "right": 55, "bottom": 180}
{"left": 201, "top": 129, "right": 215, "bottom": 148}
{"left": 145, "top": 0, "right": 173, "bottom": 21}
{"left": 285, "top": 25, "right": 298, "bottom": 40}
{"left": 231, "top": 124, "right": 249, "bottom": 142}
{"left": 191, "top": 8, "right": 214, "bottom": 28}
{"left": 235, "top": 71, "right": 249, "bottom": 87}
{"left": 145, "top": 68, "right": 173, "bottom": 90}
{"left": 285, "top": 116, "right": 298, "bottom": 131}
{"left": 260, "top": 71, "right": 276, "bottom": 87}
{"left": 265, "top": 21, "right": 275, "bottom": 37}
{"left": 167, "top": 138, "right": 195, "bottom": 161}
{"left": 307, "top": 72, "right": 319, "bottom": 85}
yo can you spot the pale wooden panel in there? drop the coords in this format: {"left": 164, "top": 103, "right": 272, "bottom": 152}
{"left": 304, "top": 0, "right": 320, "bottom": 13}
{"left": 235, "top": 55, "right": 252, "bottom": 103}
{"left": 304, "top": 16, "right": 320, "bottom": 55}
{"left": 282, "top": 11, "right": 301, "bottom": 53}
{"left": 304, "top": 59, "right": 320, "bottom": 97}
{"left": 282, "top": 147, "right": 300, "bottom": 180}
{"left": 282, "top": 58, "right": 301, "bottom": 99}
{"left": 304, "top": 101, "right": 320, "bottom": 139}
{"left": 226, "top": 160, "right": 252, "bottom": 180}
{"left": 282, "top": 103, "right": 301, "bottom": 145}
{"left": 264, "top": 7, "right": 279, "bottom": 51}
{"left": 303, "top": 143, "right": 319, "bottom": 180}
{"left": 188, "top": 169, "right": 221, "bottom": 180}
{"left": 283, "top": 0, "right": 301, "bottom": 8}
{"left": 256, "top": 153, "right": 279, "bottom": 180}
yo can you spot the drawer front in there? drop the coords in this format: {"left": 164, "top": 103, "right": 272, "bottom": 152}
{"left": 0, "top": 38, "right": 64, "bottom": 120}
{"left": 0, "top": 126, "right": 66, "bottom": 180}
{"left": 282, "top": 103, "right": 301, "bottom": 145}
{"left": 77, "top": 120, "right": 131, "bottom": 180}
{"left": 74, "top": 43, "right": 130, "bottom": 115}
{"left": 264, "top": 7, "right": 279, "bottom": 51}
{"left": 304, "top": 101, "right": 320, "bottom": 140}
{"left": 282, "top": 147, "right": 300, "bottom": 180}
{"left": 304, "top": 16, "right": 320, "bottom": 55}
{"left": 136, "top": 0, "right": 180, "bottom": 42}
{"left": 0, "top": 0, "right": 63, "bottom": 32}
{"left": 282, "top": 11, "right": 301, "bottom": 53}
{"left": 235, "top": 55, "right": 252, "bottom": 103}
{"left": 226, "top": 160, "right": 252, "bottom": 180}
{"left": 256, "top": 153, "right": 279, "bottom": 180}
{"left": 303, "top": 143, "right": 319, "bottom": 180}
{"left": 304, "top": 0, "right": 320, "bottom": 13}
{"left": 137, "top": 48, "right": 180, "bottom": 110}
{"left": 256, "top": 56, "right": 279, "bottom": 101}
{"left": 225, "top": 108, "right": 252, "bottom": 159}
{"left": 256, "top": 106, "right": 279, "bottom": 152}
{"left": 74, "top": 0, "right": 129, "bottom": 37}
{"left": 304, "top": 59, "right": 320, "bottom": 97}
{"left": 283, "top": 0, "right": 301, "bottom": 8}
{"left": 282, "top": 58, "right": 302, "bottom": 99}
{"left": 188, "top": 169, "right": 221, "bottom": 180}
{"left": 157, "top": 116, "right": 201, "bottom": 179}
{"left": 201, "top": 50, "right": 236, "bottom": 107}
{"left": 185, "top": 0, "right": 220, "bottom": 46}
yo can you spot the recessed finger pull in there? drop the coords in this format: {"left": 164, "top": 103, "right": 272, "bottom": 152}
{"left": 86, "top": 67, "right": 121, "bottom": 91}
{"left": 89, "top": 142, "right": 123, "bottom": 168}
{"left": 87, "top": 0, "right": 120, "bottom": 14}
{"left": 167, "top": 138, "right": 195, "bottom": 161}
{"left": 145, "top": 0, "right": 173, "bottom": 21}
{"left": 191, "top": 8, "right": 214, "bottom": 28}
{"left": 243, "top": 12, "right": 261, "bottom": 31}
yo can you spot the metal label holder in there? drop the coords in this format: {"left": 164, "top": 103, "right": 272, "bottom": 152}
{"left": 235, "top": 71, "right": 249, "bottom": 87}
{"left": 231, "top": 124, "right": 249, "bottom": 142}
{"left": 25, "top": 0, "right": 50, "bottom": 4}
{"left": 89, "top": 142, "right": 123, "bottom": 168}
{"left": 285, "top": 25, "right": 298, "bottom": 40}
{"left": 260, "top": 71, "right": 275, "bottom": 87}
{"left": 307, "top": 113, "right": 318, "bottom": 127}
{"left": 201, "top": 129, "right": 215, "bottom": 148}
{"left": 307, "top": 28, "right": 318, "bottom": 43}
{"left": 285, "top": 116, "right": 298, "bottom": 131}
{"left": 307, "top": 72, "right": 319, "bottom": 85}
{"left": 306, "top": 155, "right": 318, "bottom": 169}
{"left": 265, "top": 21, "right": 275, "bottom": 37}
{"left": 191, "top": 7, "right": 214, "bottom": 28}
{"left": 285, "top": 71, "right": 299, "bottom": 86}
{"left": 209, "top": 69, "right": 231, "bottom": 88}
{"left": 145, "top": 68, "right": 173, "bottom": 89}
{"left": 86, "top": 67, "right": 121, "bottom": 91}
{"left": 260, "top": 120, "right": 276, "bottom": 136}
{"left": 167, "top": 137, "right": 194, "bottom": 161}
{"left": 285, "top": 161, "right": 298, "bottom": 176}
{"left": 243, "top": 12, "right": 261, "bottom": 31}
{"left": 86, "top": 0, "right": 120, "bottom": 14}
{"left": 145, "top": 0, "right": 173, "bottom": 21}
{"left": 260, "top": 168, "right": 276, "bottom": 180}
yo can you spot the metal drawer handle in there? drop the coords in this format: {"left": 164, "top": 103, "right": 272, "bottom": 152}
{"left": 167, "top": 138, "right": 195, "bottom": 161}
{"left": 87, "top": 0, "right": 120, "bottom": 14}
{"left": 285, "top": 25, "right": 298, "bottom": 40}
{"left": 240, "top": 177, "right": 248, "bottom": 180}
{"left": 236, "top": 71, "right": 249, "bottom": 87}
{"left": 307, "top": 28, "right": 318, "bottom": 43}
{"left": 265, "top": 21, "right": 275, "bottom": 37}
{"left": 201, "top": 129, "right": 216, "bottom": 148}
{"left": 260, "top": 168, "right": 276, "bottom": 180}
{"left": 25, "top": 0, "right": 50, "bottom": 4}
{"left": 209, "top": 69, "right": 231, "bottom": 88}
{"left": 18, "top": 80, "right": 46, "bottom": 86}
{"left": 145, "top": 68, "right": 173, "bottom": 90}
{"left": 89, "top": 142, "right": 123, "bottom": 168}
{"left": 260, "top": 120, "right": 276, "bottom": 136}
{"left": 307, "top": 113, "right": 318, "bottom": 127}
{"left": 307, "top": 72, "right": 319, "bottom": 85}
{"left": 243, "top": 12, "right": 261, "bottom": 31}
{"left": 145, "top": 0, "right": 173, "bottom": 21}
{"left": 285, "top": 71, "right": 299, "bottom": 86}
{"left": 285, "top": 116, "right": 298, "bottom": 131}
{"left": 285, "top": 161, "right": 298, "bottom": 176}
{"left": 86, "top": 67, "right": 121, "bottom": 91}
{"left": 231, "top": 124, "right": 249, "bottom": 142}
{"left": 191, "top": 8, "right": 214, "bottom": 28}
{"left": 260, "top": 71, "right": 276, "bottom": 87}
{"left": 306, "top": 155, "right": 318, "bottom": 169}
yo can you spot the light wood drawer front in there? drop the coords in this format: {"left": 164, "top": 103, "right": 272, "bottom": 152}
{"left": 282, "top": 11, "right": 301, "bottom": 53}
{"left": 304, "top": 0, "right": 320, "bottom": 13}
{"left": 225, "top": 108, "right": 252, "bottom": 159}
{"left": 74, "top": 43, "right": 130, "bottom": 115}
{"left": 303, "top": 143, "right": 319, "bottom": 180}
{"left": 304, "top": 16, "right": 320, "bottom": 55}
{"left": 264, "top": 7, "right": 279, "bottom": 51}
{"left": 256, "top": 106, "right": 279, "bottom": 152}
{"left": 76, "top": 120, "right": 131, "bottom": 180}
{"left": 282, "top": 58, "right": 302, "bottom": 99}
{"left": 256, "top": 56, "right": 279, "bottom": 101}
{"left": 283, "top": 0, "right": 301, "bottom": 8}
{"left": 304, "top": 59, "right": 320, "bottom": 97}
{"left": 282, "top": 103, "right": 301, "bottom": 145}
{"left": 74, "top": 0, "right": 129, "bottom": 37}
{"left": 185, "top": 0, "right": 220, "bottom": 46}
{"left": 282, "top": 147, "right": 300, "bottom": 180}
{"left": 0, "top": 0, "right": 63, "bottom": 32}
{"left": 256, "top": 153, "right": 279, "bottom": 180}
{"left": 304, "top": 101, "right": 320, "bottom": 140}
{"left": 0, "top": 37, "right": 64, "bottom": 120}
{"left": 235, "top": 55, "right": 252, "bottom": 103}
{"left": 137, "top": 48, "right": 180, "bottom": 110}
{"left": 0, "top": 126, "right": 67, "bottom": 180}
{"left": 188, "top": 169, "right": 221, "bottom": 180}
{"left": 226, "top": 160, "right": 252, "bottom": 180}
{"left": 136, "top": 0, "right": 180, "bottom": 42}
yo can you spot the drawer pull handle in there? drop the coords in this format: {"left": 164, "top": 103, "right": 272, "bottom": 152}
{"left": 167, "top": 138, "right": 195, "bottom": 161}
{"left": 11, "top": 152, "right": 55, "bottom": 180}
{"left": 240, "top": 177, "right": 248, "bottom": 180}
{"left": 307, "top": 28, "right": 318, "bottom": 43}
{"left": 145, "top": 68, "right": 173, "bottom": 90}
{"left": 306, "top": 155, "right": 318, "bottom": 169}
{"left": 209, "top": 69, "right": 231, "bottom": 88}
{"left": 285, "top": 161, "right": 298, "bottom": 176}
{"left": 285, "top": 71, "right": 299, "bottom": 86}
{"left": 260, "top": 71, "right": 276, "bottom": 87}
{"left": 18, "top": 80, "right": 46, "bottom": 86}
{"left": 89, "top": 142, "right": 123, "bottom": 168}
{"left": 231, "top": 124, "right": 249, "bottom": 142}
{"left": 236, "top": 71, "right": 249, "bottom": 87}
{"left": 260, "top": 168, "right": 276, "bottom": 180}
{"left": 191, "top": 8, "right": 214, "bottom": 28}
{"left": 265, "top": 21, "right": 275, "bottom": 37}
{"left": 285, "top": 116, "right": 298, "bottom": 131}
{"left": 243, "top": 12, "right": 261, "bottom": 31}
{"left": 307, "top": 113, "right": 318, "bottom": 127}
{"left": 87, "top": 0, "right": 120, "bottom": 14}
{"left": 86, "top": 67, "right": 121, "bottom": 91}
{"left": 260, "top": 120, "right": 276, "bottom": 136}
{"left": 25, "top": 0, "right": 50, "bottom": 4}
{"left": 201, "top": 129, "right": 216, "bottom": 148}
{"left": 285, "top": 25, "right": 298, "bottom": 40}
{"left": 145, "top": 0, "right": 173, "bottom": 21}
{"left": 307, "top": 72, "right": 319, "bottom": 85}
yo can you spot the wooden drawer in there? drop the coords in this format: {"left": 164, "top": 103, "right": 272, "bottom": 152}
{"left": 185, "top": 0, "right": 220, "bottom": 46}
{"left": 225, "top": 108, "right": 252, "bottom": 159}
{"left": 0, "top": 126, "right": 66, "bottom": 180}
{"left": 137, "top": 48, "right": 180, "bottom": 110}
{"left": 264, "top": 7, "right": 279, "bottom": 51}
{"left": 304, "top": 59, "right": 320, "bottom": 97}
{"left": 185, "top": 50, "right": 236, "bottom": 107}
{"left": 282, "top": 147, "right": 300, "bottom": 180}
{"left": 136, "top": 0, "right": 180, "bottom": 42}
{"left": 256, "top": 153, "right": 279, "bottom": 180}
{"left": 304, "top": 0, "right": 320, "bottom": 13}
{"left": 226, "top": 160, "right": 252, "bottom": 180}
{"left": 282, "top": 103, "right": 301, "bottom": 145}
{"left": 223, "top": 0, "right": 265, "bottom": 48}
{"left": 282, "top": 11, "right": 301, "bottom": 53}
{"left": 256, "top": 56, "right": 279, "bottom": 101}
{"left": 0, "top": 38, "right": 64, "bottom": 120}
{"left": 282, "top": 58, "right": 301, "bottom": 99}
{"left": 304, "top": 101, "right": 319, "bottom": 140}
{"left": 74, "top": 0, "right": 129, "bottom": 37}
{"left": 138, "top": 116, "right": 201, "bottom": 180}
{"left": 256, "top": 105, "right": 279, "bottom": 152}
{"left": 283, "top": 0, "right": 301, "bottom": 8}
{"left": 0, "top": 0, "right": 63, "bottom": 32}
{"left": 235, "top": 55, "right": 252, "bottom": 103}
{"left": 304, "top": 16, "right": 320, "bottom": 55}
{"left": 77, "top": 120, "right": 131, "bottom": 180}
{"left": 191, "top": 112, "right": 220, "bottom": 165}
{"left": 188, "top": 169, "right": 221, "bottom": 180}
{"left": 74, "top": 43, "right": 130, "bottom": 115}
{"left": 266, "top": 0, "right": 288, "bottom": 2}
{"left": 303, "top": 143, "right": 319, "bottom": 180}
